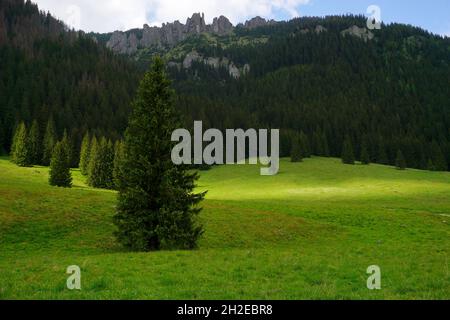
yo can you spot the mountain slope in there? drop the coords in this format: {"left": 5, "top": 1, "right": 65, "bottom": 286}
{"left": 162, "top": 15, "right": 450, "bottom": 170}
{"left": 0, "top": 0, "right": 140, "bottom": 154}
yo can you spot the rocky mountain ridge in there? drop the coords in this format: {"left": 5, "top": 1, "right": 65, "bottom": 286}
{"left": 106, "top": 13, "right": 277, "bottom": 55}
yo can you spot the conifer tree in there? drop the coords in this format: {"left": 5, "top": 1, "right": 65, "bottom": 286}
{"left": 321, "top": 132, "right": 330, "bottom": 157}
{"left": 42, "top": 118, "right": 56, "bottom": 166}
{"left": 114, "top": 57, "right": 205, "bottom": 251}
{"left": 290, "top": 137, "right": 303, "bottom": 163}
{"left": 79, "top": 132, "right": 91, "bottom": 175}
{"left": 49, "top": 141, "right": 72, "bottom": 187}
{"left": 360, "top": 138, "right": 370, "bottom": 165}
{"left": 312, "top": 130, "right": 323, "bottom": 156}
{"left": 11, "top": 122, "right": 30, "bottom": 167}
{"left": 10, "top": 124, "right": 19, "bottom": 162}
{"left": 28, "top": 120, "right": 40, "bottom": 164}
{"left": 396, "top": 150, "right": 406, "bottom": 170}
{"left": 341, "top": 136, "right": 355, "bottom": 165}
{"left": 377, "top": 139, "right": 389, "bottom": 165}
{"left": 113, "top": 140, "right": 124, "bottom": 189}
{"left": 87, "top": 137, "right": 114, "bottom": 189}
{"left": 427, "top": 159, "right": 435, "bottom": 171}
{"left": 61, "top": 129, "right": 74, "bottom": 167}
{"left": 430, "top": 141, "right": 447, "bottom": 171}
{"left": 0, "top": 124, "right": 5, "bottom": 156}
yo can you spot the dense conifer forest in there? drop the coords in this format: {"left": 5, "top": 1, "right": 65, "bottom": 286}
{"left": 1, "top": 0, "right": 450, "bottom": 172}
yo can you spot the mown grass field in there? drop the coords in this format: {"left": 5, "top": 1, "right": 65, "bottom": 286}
{"left": 0, "top": 156, "right": 449, "bottom": 300}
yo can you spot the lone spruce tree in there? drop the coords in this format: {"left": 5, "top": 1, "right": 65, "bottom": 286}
{"left": 79, "top": 132, "right": 91, "bottom": 175}
{"left": 114, "top": 57, "right": 205, "bottom": 251}
{"left": 49, "top": 141, "right": 72, "bottom": 187}
{"left": 341, "top": 136, "right": 355, "bottom": 165}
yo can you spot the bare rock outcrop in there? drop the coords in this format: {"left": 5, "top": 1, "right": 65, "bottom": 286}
{"left": 341, "top": 25, "right": 374, "bottom": 42}
{"left": 210, "top": 16, "right": 233, "bottom": 35}
{"left": 244, "top": 16, "right": 276, "bottom": 29}
{"left": 106, "top": 13, "right": 279, "bottom": 55}
{"left": 177, "top": 51, "right": 250, "bottom": 79}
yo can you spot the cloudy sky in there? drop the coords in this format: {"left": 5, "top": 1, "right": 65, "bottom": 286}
{"left": 34, "top": 0, "right": 450, "bottom": 36}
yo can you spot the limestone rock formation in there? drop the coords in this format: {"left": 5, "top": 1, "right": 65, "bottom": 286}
{"left": 210, "top": 16, "right": 233, "bottom": 35}
{"left": 244, "top": 16, "right": 276, "bottom": 29}
{"left": 341, "top": 25, "right": 374, "bottom": 42}
{"left": 315, "top": 25, "right": 327, "bottom": 34}
{"left": 176, "top": 51, "right": 250, "bottom": 79}
{"left": 105, "top": 13, "right": 279, "bottom": 55}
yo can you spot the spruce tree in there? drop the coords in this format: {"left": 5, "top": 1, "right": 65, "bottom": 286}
{"left": 28, "top": 120, "right": 40, "bottom": 164}
{"left": 114, "top": 57, "right": 205, "bottom": 251}
{"left": 11, "top": 122, "right": 30, "bottom": 167}
{"left": 360, "top": 138, "right": 370, "bottom": 165}
{"left": 0, "top": 124, "right": 5, "bottom": 155}
{"left": 321, "top": 132, "right": 330, "bottom": 157}
{"left": 312, "top": 130, "right": 323, "bottom": 156}
{"left": 10, "top": 124, "right": 19, "bottom": 161}
{"left": 79, "top": 132, "right": 91, "bottom": 175}
{"left": 290, "top": 137, "right": 303, "bottom": 163}
{"left": 49, "top": 141, "right": 72, "bottom": 188}
{"left": 113, "top": 140, "right": 124, "bottom": 189}
{"left": 377, "top": 139, "right": 389, "bottom": 165}
{"left": 87, "top": 137, "right": 114, "bottom": 189}
{"left": 396, "top": 150, "right": 406, "bottom": 170}
{"left": 430, "top": 142, "right": 447, "bottom": 171}
{"left": 341, "top": 136, "right": 355, "bottom": 165}
{"left": 427, "top": 159, "right": 435, "bottom": 171}
{"left": 42, "top": 118, "right": 56, "bottom": 166}
{"left": 61, "top": 129, "right": 74, "bottom": 168}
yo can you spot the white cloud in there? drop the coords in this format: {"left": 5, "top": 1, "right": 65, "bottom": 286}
{"left": 33, "top": 0, "right": 310, "bottom": 33}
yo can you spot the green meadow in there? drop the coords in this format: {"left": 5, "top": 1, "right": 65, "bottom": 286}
{"left": 0, "top": 156, "right": 449, "bottom": 300}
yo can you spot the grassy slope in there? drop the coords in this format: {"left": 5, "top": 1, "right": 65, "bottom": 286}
{"left": 0, "top": 156, "right": 448, "bottom": 299}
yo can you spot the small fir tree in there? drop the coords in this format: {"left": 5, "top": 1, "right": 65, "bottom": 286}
{"left": 113, "top": 140, "right": 125, "bottom": 189}
{"left": 79, "top": 132, "right": 91, "bottom": 175}
{"left": 42, "top": 118, "right": 56, "bottom": 166}
{"left": 290, "top": 137, "right": 303, "bottom": 163}
{"left": 49, "top": 141, "right": 72, "bottom": 187}
{"left": 360, "top": 138, "right": 370, "bottom": 165}
{"left": 28, "top": 120, "right": 40, "bottom": 164}
{"left": 11, "top": 122, "right": 30, "bottom": 167}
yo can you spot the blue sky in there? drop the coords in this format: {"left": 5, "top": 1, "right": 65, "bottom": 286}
{"left": 295, "top": 0, "right": 450, "bottom": 36}
{"left": 35, "top": 0, "right": 449, "bottom": 35}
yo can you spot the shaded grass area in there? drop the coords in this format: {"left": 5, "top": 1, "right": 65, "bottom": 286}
{"left": 0, "top": 157, "right": 449, "bottom": 299}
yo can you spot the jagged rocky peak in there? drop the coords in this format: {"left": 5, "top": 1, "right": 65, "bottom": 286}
{"left": 244, "top": 16, "right": 276, "bottom": 29}
{"left": 105, "top": 13, "right": 276, "bottom": 55}
{"left": 186, "top": 12, "right": 206, "bottom": 34}
{"left": 211, "top": 16, "right": 233, "bottom": 35}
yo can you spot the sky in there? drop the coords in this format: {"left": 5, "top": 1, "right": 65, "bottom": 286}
{"left": 33, "top": 0, "right": 450, "bottom": 36}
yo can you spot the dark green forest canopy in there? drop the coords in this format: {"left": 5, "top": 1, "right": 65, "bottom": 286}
{"left": 168, "top": 16, "right": 450, "bottom": 169}
{"left": 0, "top": 0, "right": 140, "bottom": 153}
{"left": 1, "top": 0, "right": 449, "bottom": 171}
